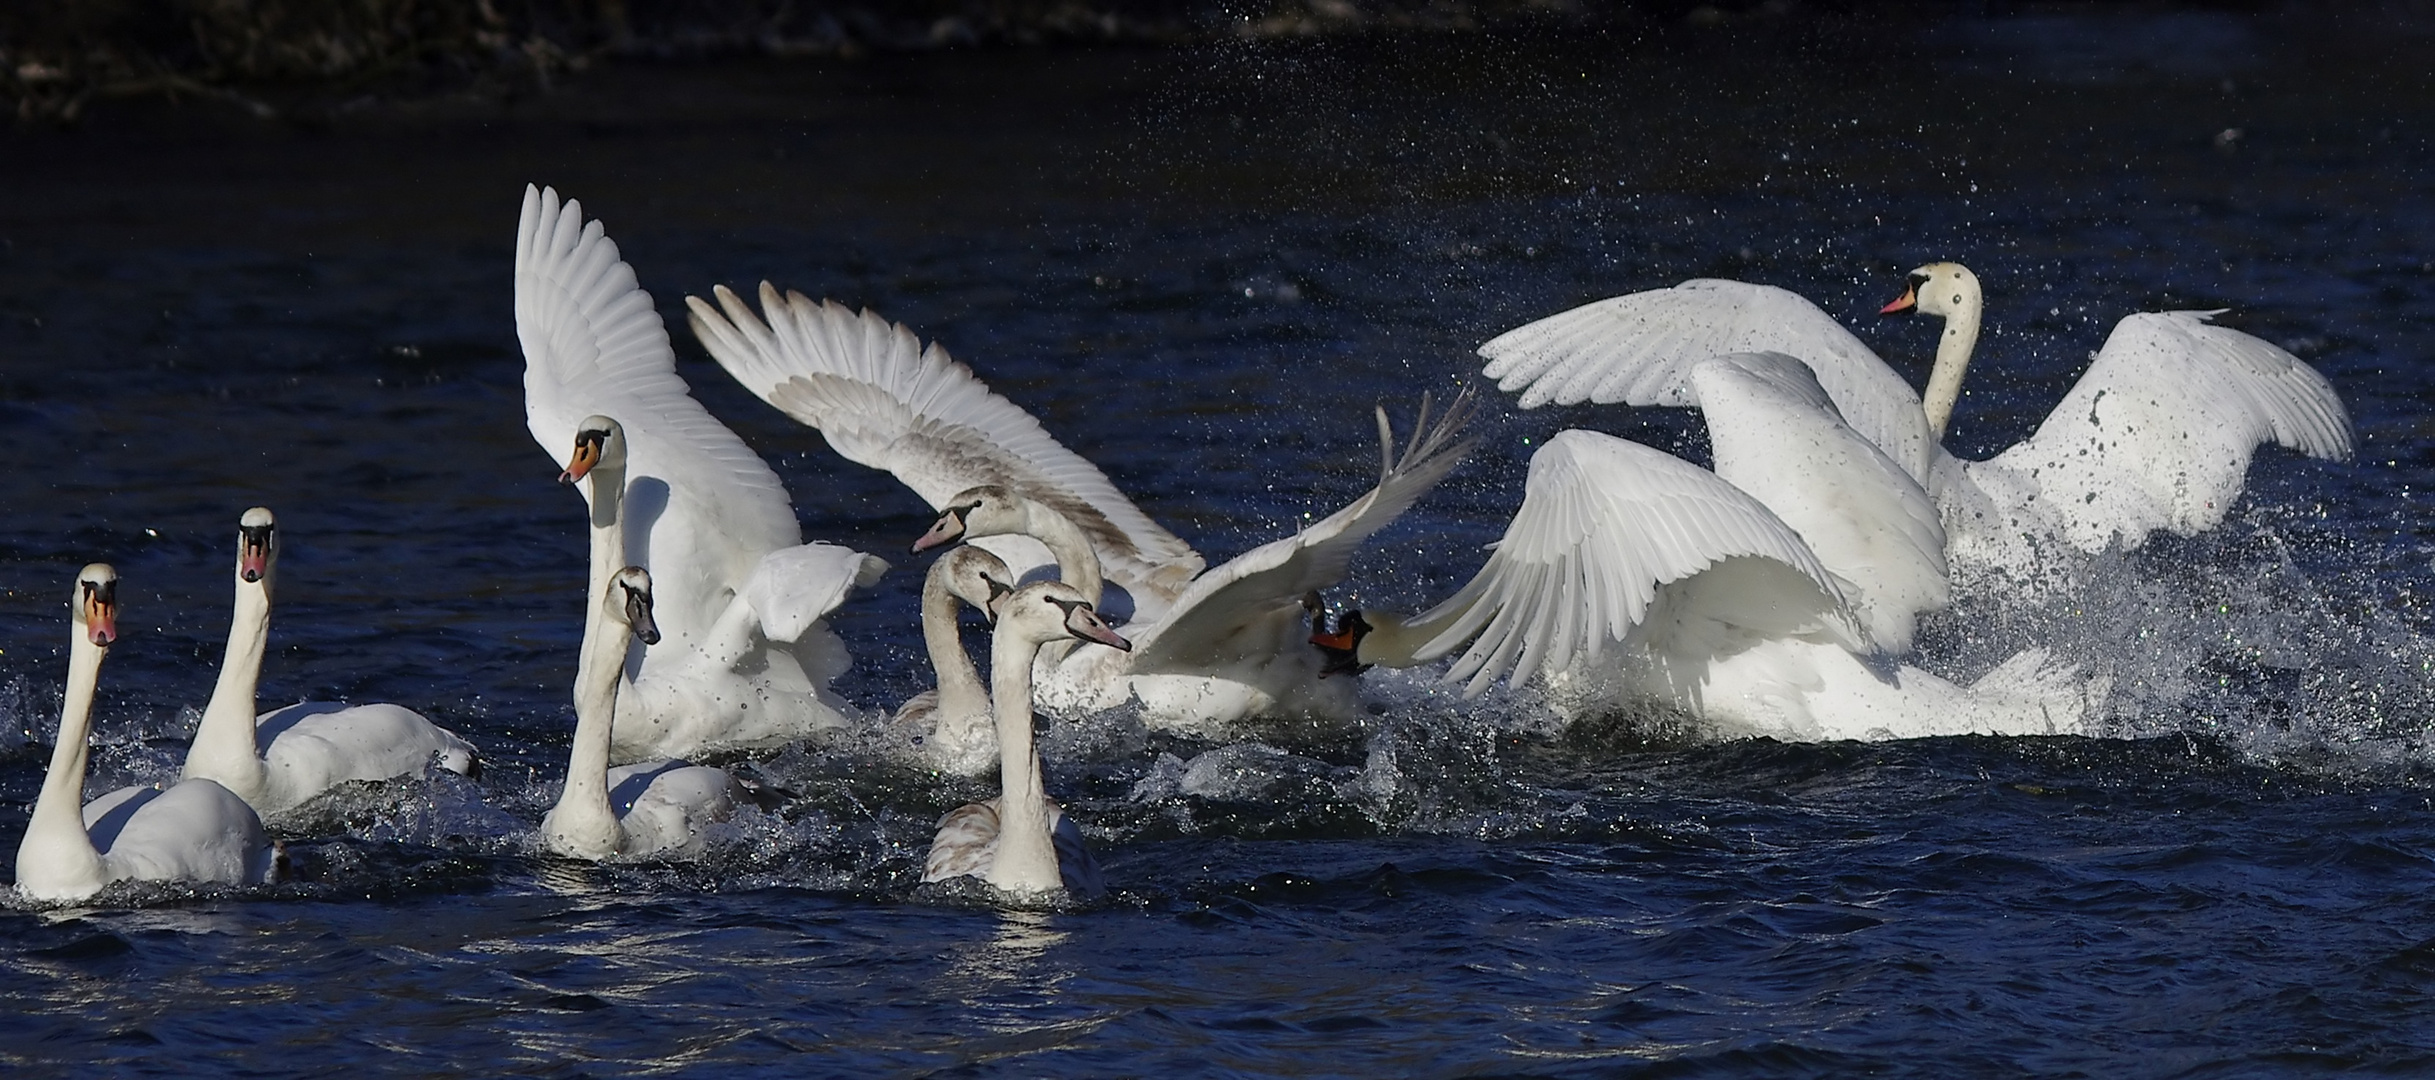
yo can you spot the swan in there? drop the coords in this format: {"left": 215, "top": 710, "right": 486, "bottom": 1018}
{"left": 1475, "top": 264, "right": 2355, "bottom": 588}
{"left": 1316, "top": 354, "right": 2101, "bottom": 741}
{"left": 686, "top": 283, "right": 1477, "bottom": 731}
{"left": 179, "top": 507, "right": 480, "bottom": 818}
{"left": 16, "top": 564, "right": 275, "bottom": 902}
{"left": 517, "top": 185, "right": 889, "bottom": 760}
{"left": 541, "top": 565, "right": 739, "bottom": 861}
{"left": 923, "top": 580, "right": 1130, "bottom": 901}
{"left": 897, "top": 545, "right": 1018, "bottom": 777}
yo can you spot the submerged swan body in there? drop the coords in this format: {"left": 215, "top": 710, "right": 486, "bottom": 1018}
{"left": 16, "top": 565, "right": 274, "bottom": 903}
{"left": 517, "top": 185, "right": 887, "bottom": 760}
{"left": 1476, "top": 265, "right": 2354, "bottom": 589}
{"left": 541, "top": 566, "right": 738, "bottom": 861}
{"left": 180, "top": 508, "right": 479, "bottom": 819}
{"left": 922, "top": 581, "right": 1130, "bottom": 901}
{"left": 688, "top": 284, "right": 1476, "bottom": 732}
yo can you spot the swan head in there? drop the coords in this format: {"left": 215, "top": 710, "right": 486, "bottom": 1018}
{"left": 1880, "top": 262, "right": 1980, "bottom": 320}
{"left": 913, "top": 485, "right": 1020, "bottom": 554}
{"left": 1000, "top": 581, "right": 1130, "bottom": 652}
{"left": 609, "top": 565, "right": 660, "bottom": 646}
{"left": 1307, "top": 605, "right": 1373, "bottom": 677}
{"left": 73, "top": 563, "right": 119, "bottom": 648}
{"left": 236, "top": 506, "right": 278, "bottom": 585}
{"left": 938, "top": 546, "right": 1016, "bottom": 628}
{"left": 560, "top": 415, "right": 627, "bottom": 486}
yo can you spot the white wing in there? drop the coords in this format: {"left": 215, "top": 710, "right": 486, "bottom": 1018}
{"left": 1477, "top": 280, "right": 1937, "bottom": 482}
{"left": 1690, "top": 353, "right": 1949, "bottom": 653}
{"left": 514, "top": 186, "right": 804, "bottom": 636}
{"left": 1974, "top": 311, "right": 2356, "bottom": 551}
{"left": 744, "top": 545, "right": 890, "bottom": 644}
{"left": 687, "top": 284, "right": 1205, "bottom": 603}
{"left": 1126, "top": 392, "right": 1475, "bottom": 674}
{"left": 1404, "top": 429, "right": 1863, "bottom": 696}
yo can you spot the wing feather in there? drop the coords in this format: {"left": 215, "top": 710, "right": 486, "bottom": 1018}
{"left": 687, "top": 285, "right": 1205, "bottom": 602}
{"left": 1479, "top": 280, "right": 1938, "bottom": 482}
{"left": 1404, "top": 430, "right": 1862, "bottom": 695}
{"left": 1125, "top": 391, "right": 1478, "bottom": 674}
{"left": 1981, "top": 311, "right": 2355, "bottom": 551}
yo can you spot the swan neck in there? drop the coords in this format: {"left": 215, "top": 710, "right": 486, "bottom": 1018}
{"left": 985, "top": 630, "right": 1058, "bottom": 895}
{"left": 1353, "top": 610, "right": 1439, "bottom": 668}
{"left": 1021, "top": 502, "right": 1104, "bottom": 608}
{"left": 549, "top": 590, "right": 631, "bottom": 858}
{"left": 921, "top": 569, "right": 989, "bottom": 719}
{"left": 185, "top": 571, "right": 271, "bottom": 794}
{"left": 1920, "top": 287, "right": 1983, "bottom": 441}
{"left": 20, "top": 634, "right": 109, "bottom": 893}
{"left": 585, "top": 461, "right": 628, "bottom": 614}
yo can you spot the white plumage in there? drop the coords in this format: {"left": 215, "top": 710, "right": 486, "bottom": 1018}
{"left": 181, "top": 508, "right": 479, "bottom": 819}
{"left": 688, "top": 285, "right": 1476, "bottom": 733}
{"left": 17, "top": 565, "right": 275, "bottom": 903}
{"left": 1477, "top": 266, "right": 2353, "bottom": 589}
{"left": 515, "top": 187, "right": 887, "bottom": 760}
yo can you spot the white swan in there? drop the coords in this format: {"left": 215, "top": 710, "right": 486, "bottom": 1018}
{"left": 180, "top": 507, "right": 480, "bottom": 818}
{"left": 687, "top": 284, "right": 1477, "bottom": 731}
{"left": 923, "top": 581, "right": 1130, "bottom": 900}
{"left": 541, "top": 565, "right": 739, "bottom": 861}
{"left": 1318, "top": 355, "right": 2100, "bottom": 741}
{"left": 1476, "top": 265, "right": 2355, "bottom": 587}
{"left": 517, "top": 186, "right": 889, "bottom": 760}
{"left": 16, "top": 565, "right": 275, "bottom": 902}
{"left": 898, "top": 546, "right": 1017, "bottom": 777}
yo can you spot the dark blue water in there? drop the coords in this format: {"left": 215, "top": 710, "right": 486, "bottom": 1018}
{"left": 5, "top": 8, "right": 2435, "bottom": 1075}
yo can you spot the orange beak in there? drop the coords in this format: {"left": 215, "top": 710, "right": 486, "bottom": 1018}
{"left": 560, "top": 437, "right": 602, "bottom": 485}
{"left": 1879, "top": 284, "right": 1918, "bottom": 316}
{"left": 84, "top": 594, "right": 117, "bottom": 647}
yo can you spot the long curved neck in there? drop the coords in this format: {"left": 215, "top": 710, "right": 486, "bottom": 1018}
{"left": 548, "top": 595, "right": 633, "bottom": 859}
{"left": 921, "top": 567, "right": 989, "bottom": 721}
{"left": 19, "top": 636, "right": 110, "bottom": 896}
{"left": 585, "top": 460, "right": 628, "bottom": 623}
{"left": 1018, "top": 501, "right": 1103, "bottom": 609}
{"left": 985, "top": 630, "right": 1059, "bottom": 895}
{"left": 1919, "top": 285, "right": 1984, "bottom": 441}
{"left": 1352, "top": 609, "right": 1450, "bottom": 669}
{"left": 184, "top": 569, "right": 272, "bottom": 796}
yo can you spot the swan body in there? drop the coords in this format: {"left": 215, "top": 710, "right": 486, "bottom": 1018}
{"left": 688, "top": 284, "right": 1476, "bottom": 732}
{"left": 897, "top": 546, "right": 1017, "bottom": 777}
{"left": 923, "top": 581, "right": 1129, "bottom": 900}
{"left": 1476, "top": 267, "right": 2354, "bottom": 589}
{"left": 517, "top": 186, "right": 888, "bottom": 760}
{"left": 912, "top": 393, "right": 1476, "bottom": 731}
{"left": 1326, "top": 360, "right": 2100, "bottom": 740}
{"left": 180, "top": 507, "right": 479, "bottom": 818}
{"left": 17, "top": 565, "right": 274, "bottom": 902}
{"left": 541, "top": 565, "right": 738, "bottom": 861}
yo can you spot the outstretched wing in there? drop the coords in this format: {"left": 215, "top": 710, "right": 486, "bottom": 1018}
{"left": 1125, "top": 390, "right": 1477, "bottom": 675}
{"left": 687, "top": 284, "right": 1204, "bottom": 603}
{"left": 1981, "top": 311, "right": 2355, "bottom": 551}
{"left": 1691, "top": 353, "right": 1949, "bottom": 653}
{"left": 1477, "top": 279, "right": 1937, "bottom": 482}
{"left": 1403, "top": 429, "right": 1862, "bottom": 697}
{"left": 515, "top": 186, "right": 803, "bottom": 633}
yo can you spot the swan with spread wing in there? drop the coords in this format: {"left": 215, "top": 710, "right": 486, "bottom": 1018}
{"left": 1476, "top": 264, "right": 2353, "bottom": 589}
{"left": 1319, "top": 353, "right": 2100, "bottom": 741}
{"left": 516, "top": 187, "right": 888, "bottom": 761}
{"left": 687, "top": 284, "right": 1476, "bottom": 732}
